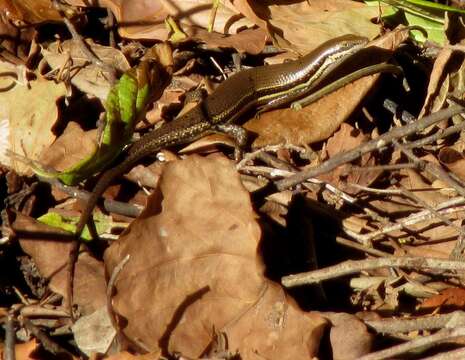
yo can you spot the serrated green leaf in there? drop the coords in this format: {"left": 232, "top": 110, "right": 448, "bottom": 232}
{"left": 33, "top": 60, "right": 155, "bottom": 185}
{"left": 37, "top": 212, "right": 112, "bottom": 242}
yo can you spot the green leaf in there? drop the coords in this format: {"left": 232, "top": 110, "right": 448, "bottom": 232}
{"left": 33, "top": 61, "right": 155, "bottom": 185}
{"left": 37, "top": 212, "right": 113, "bottom": 242}
{"left": 366, "top": 0, "right": 448, "bottom": 43}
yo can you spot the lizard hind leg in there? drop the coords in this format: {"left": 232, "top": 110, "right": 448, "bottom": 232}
{"left": 212, "top": 123, "right": 248, "bottom": 160}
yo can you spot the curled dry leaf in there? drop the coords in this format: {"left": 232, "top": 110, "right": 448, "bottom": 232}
{"left": 104, "top": 155, "right": 327, "bottom": 358}
{"left": 419, "top": 48, "right": 453, "bottom": 118}
{"left": 0, "top": 61, "right": 67, "bottom": 174}
{"left": 42, "top": 39, "right": 130, "bottom": 100}
{"left": 418, "top": 288, "right": 465, "bottom": 311}
{"left": 244, "top": 29, "right": 409, "bottom": 148}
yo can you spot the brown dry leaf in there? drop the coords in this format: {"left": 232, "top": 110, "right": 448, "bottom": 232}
{"left": 438, "top": 147, "right": 465, "bottom": 181}
{"left": 184, "top": 26, "right": 267, "bottom": 54}
{"left": 400, "top": 154, "right": 451, "bottom": 207}
{"left": 0, "top": 1, "right": 36, "bottom": 54}
{"left": 42, "top": 39, "right": 130, "bottom": 100}
{"left": 326, "top": 313, "right": 374, "bottom": 360}
{"left": 69, "top": 0, "right": 253, "bottom": 41}
{"left": 38, "top": 122, "right": 98, "bottom": 175}
{"left": 105, "top": 351, "right": 161, "bottom": 360}
{"left": 245, "top": 30, "right": 409, "bottom": 148}
{"left": 418, "top": 288, "right": 465, "bottom": 311}
{"left": 72, "top": 306, "right": 116, "bottom": 356}
{"left": 0, "top": 0, "right": 61, "bottom": 24}
{"left": 402, "top": 241, "right": 456, "bottom": 260}
{"left": 0, "top": 339, "right": 39, "bottom": 360}
{"left": 265, "top": 0, "right": 380, "bottom": 53}
{"left": 318, "top": 123, "right": 381, "bottom": 193}
{"left": 69, "top": 1, "right": 379, "bottom": 54}
{"left": 0, "top": 62, "right": 67, "bottom": 174}
{"left": 104, "top": 155, "right": 327, "bottom": 358}
{"left": 419, "top": 48, "right": 453, "bottom": 118}
{"left": 13, "top": 213, "right": 106, "bottom": 315}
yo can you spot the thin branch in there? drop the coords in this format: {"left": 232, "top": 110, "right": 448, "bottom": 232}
{"left": 352, "top": 198, "right": 465, "bottom": 244}
{"left": 282, "top": 256, "right": 465, "bottom": 287}
{"left": 4, "top": 314, "right": 16, "bottom": 360}
{"left": 364, "top": 311, "right": 465, "bottom": 334}
{"left": 394, "top": 140, "right": 465, "bottom": 199}
{"left": 52, "top": 0, "right": 116, "bottom": 84}
{"left": 359, "top": 327, "right": 465, "bottom": 360}
{"left": 420, "top": 347, "right": 465, "bottom": 360}
{"left": 275, "top": 105, "right": 465, "bottom": 191}
{"left": 335, "top": 236, "right": 392, "bottom": 257}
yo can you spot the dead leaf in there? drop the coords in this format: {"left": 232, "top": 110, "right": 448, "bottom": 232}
{"left": 38, "top": 122, "right": 98, "bottom": 173}
{"left": 13, "top": 213, "right": 107, "bottom": 316}
{"left": 69, "top": 1, "right": 379, "bottom": 55}
{"left": 0, "top": 61, "right": 67, "bottom": 174}
{"left": 265, "top": 0, "right": 380, "bottom": 53}
{"left": 104, "top": 154, "right": 327, "bottom": 358}
{"left": 68, "top": 0, "right": 253, "bottom": 42}
{"left": 105, "top": 351, "right": 161, "bottom": 360}
{"left": 438, "top": 147, "right": 465, "bottom": 181}
{"left": 419, "top": 48, "right": 453, "bottom": 118}
{"left": 185, "top": 26, "right": 267, "bottom": 54}
{"left": 0, "top": 0, "right": 61, "bottom": 24}
{"left": 419, "top": 288, "right": 465, "bottom": 311}
{"left": 326, "top": 313, "right": 374, "bottom": 360}
{"left": 318, "top": 123, "right": 381, "bottom": 193}
{"left": 42, "top": 39, "right": 130, "bottom": 100}
{"left": 0, "top": 339, "right": 39, "bottom": 360}
{"left": 72, "top": 306, "right": 116, "bottom": 356}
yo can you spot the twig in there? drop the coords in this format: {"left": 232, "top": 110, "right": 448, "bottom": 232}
{"left": 275, "top": 105, "right": 465, "bottom": 191}
{"left": 397, "top": 185, "right": 464, "bottom": 235}
{"left": 52, "top": 0, "right": 116, "bottom": 84}
{"left": 236, "top": 144, "right": 307, "bottom": 169}
{"left": 4, "top": 314, "right": 16, "bottom": 360}
{"left": 335, "top": 236, "right": 391, "bottom": 257}
{"left": 352, "top": 197, "right": 465, "bottom": 244}
{"left": 359, "top": 327, "right": 465, "bottom": 360}
{"left": 22, "top": 318, "right": 72, "bottom": 356}
{"left": 450, "top": 224, "right": 465, "bottom": 260}
{"left": 420, "top": 347, "right": 465, "bottom": 360}
{"left": 349, "top": 163, "right": 417, "bottom": 172}
{"left": 394, "top": 140, "right": 465, "bottom": 199}
{"left": 106, "top": 7, "right": 116, "bottom": 48}
{"left": 364, "top": 311, "right": 465, "bottom": 334}
{"left": 383, "top": 98, "right": 416, "bottom": 123}
{"left": 281, "top": 256, "right": 465, "bottom": 287}
{"left": 405, "top": 120, "right": 465, "bottom": 149}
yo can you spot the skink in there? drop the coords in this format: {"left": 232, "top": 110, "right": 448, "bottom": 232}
{"left": 75, "top": 34, "right": 370, "bottom": 237}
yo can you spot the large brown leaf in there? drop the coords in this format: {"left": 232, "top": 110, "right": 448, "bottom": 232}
{"left": 105, "top": 154, "right": 326, "bottom": 358}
